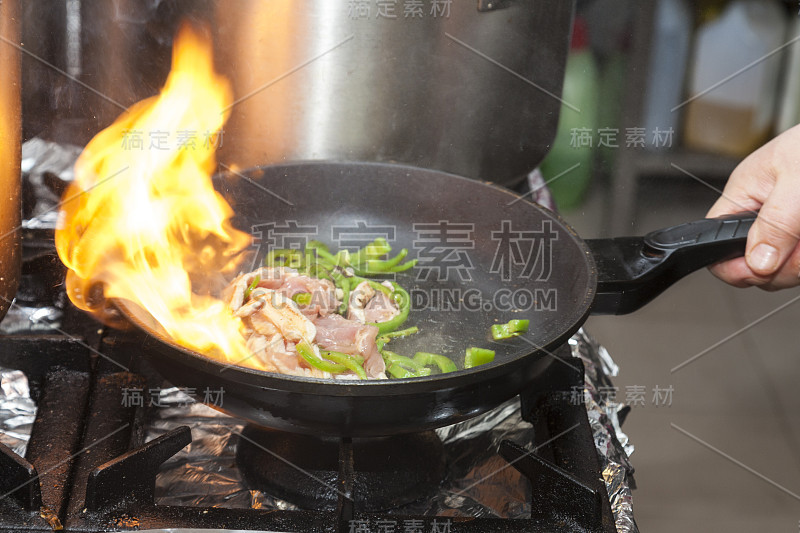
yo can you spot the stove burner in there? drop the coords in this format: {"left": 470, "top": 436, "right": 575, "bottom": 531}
{"left": 0, "top": 308, "right": 622, "bottom": 532}
{"left": 235, "top": 425, "right": 445, "bottom": 512}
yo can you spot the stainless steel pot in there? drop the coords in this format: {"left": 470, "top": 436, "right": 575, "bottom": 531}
{"left": 0, "top": 0, "right": 21, "bottom": 322}
{"left": 34, "top": 0, "right": 572, "bottom": 187}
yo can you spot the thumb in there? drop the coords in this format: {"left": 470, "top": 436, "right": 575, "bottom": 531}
{"left": 745, "top": 177, "right": 800, "bottom": 276}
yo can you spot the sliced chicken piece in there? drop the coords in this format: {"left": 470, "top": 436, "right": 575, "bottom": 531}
{"left": 347, "top": 281, "right": 374, "bottom": 323}
{"left": 363, "top": 289, "right": 400, "bottom": 324}
{"left": 247, "top": 310, "right": 279, "bottom": 337}
{"left": 244, "top": 334, "right": 278, "bottom": 372}
{"left": 266, "top": 335, "right": 329, "bottom": 378}
{"left": 347, "top": 280, "right": 399, "bottom": 325}
{"left": 280, "top": 275, "right": 340, "bottom": 318}
{"left": 313, "top": 314, "right": 386, "bottom": 379}
{"left": 231, "top": 267, "right": 339, "bottom": 317}
{"left": 247, "top": 288, "right": 316, "bottom": 343}
{"left": 234, "top": 296, "right": 265, "bottom": 318}
{"left": 226, "top": 268, "right": 267, "bottom": 311}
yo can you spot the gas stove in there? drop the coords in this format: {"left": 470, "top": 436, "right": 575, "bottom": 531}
{"left": 0, "top": 232, "right": 633, "bottom": 533}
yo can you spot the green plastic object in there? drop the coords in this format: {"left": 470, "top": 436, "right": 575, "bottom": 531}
{"left": 538, "top": 16, "right": 599, "bottom": 211}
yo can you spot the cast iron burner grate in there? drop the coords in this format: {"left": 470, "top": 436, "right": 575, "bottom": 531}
{"left": 0, "top": 327, "right": 618, "bottom": 532}
{"left": 236, "top": 427, "right": 446, "bottom": 512}
{"left": 0, "top": 246, "right": 618, "bottom": 532}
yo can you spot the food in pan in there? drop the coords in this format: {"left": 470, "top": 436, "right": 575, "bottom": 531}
{"left": 491, "top": 319, "right": 530, "bottom": 340}
{"left": 465, "top": 347, "right": 496, "bottom": 368}
{"left": 226, "top": 239, "right": 463, "bottom": 380}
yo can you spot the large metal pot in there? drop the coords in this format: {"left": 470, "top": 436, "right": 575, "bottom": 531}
{"left": 37, "top": 0, "right": 572, "bottom": 188}
{"left": 0, "top": 0, "right": 21, "bottom": 322}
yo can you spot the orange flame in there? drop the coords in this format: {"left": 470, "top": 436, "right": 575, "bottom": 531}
{"left": 55, "top": 25, "right": 261, "bottom": 368}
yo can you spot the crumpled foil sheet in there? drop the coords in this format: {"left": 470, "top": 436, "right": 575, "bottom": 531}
{"left": 144, "top": 329, "right": 638, "bottom": 531}
{"left": 570, "top": 330, "right": 638, "bottom": 533}
{"left": 20, "top": 137, "right": 81, "bottom": 229}
{"left": 0, "top": 368, "right": 38, "bottom": 457}
{"left": 0, "top": 305, "right": 64, "bottom": 335}
{"left": 527, "top": 167, "right": 557, "bottom": 212}
{"left": 0, "top": 326, "right": 635, "bottom": 528}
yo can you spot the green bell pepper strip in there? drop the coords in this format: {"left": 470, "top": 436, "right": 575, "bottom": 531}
{"left": 386, "top": 364, "right": 416, "bottom": 379}
{"left": 352, "top": 259, "right": 418, "bottom": 277}
{"left": 413, "top": 352, "right": 457, "bottom": 374}
{"left": 292, "top": 292, "right": 312, "bottom": 306}
{"left": 381, "top": 350, "right": 431, "bottom": 377}
{"left": 307, "top": 238, "right": 415, "bottom": 276}
{"left": 464, "top": 347, "right": 495, "bottom": 369}
{"left": 265, "top": 249, "right": 305, "bottom": 268}
{"left": 296, "top": 342, "right": 347, "bottom": 374}
{"left": 387, "top": 364, "right": 432, "bottom": 379}
{"left": 305, "top": 240, "right": 330, "bottom": 254}
{"left": 362, "top": 248, "right": 408, "bottom": 272}
{"left": 347, "top": 277, "right": 405, "bottom": 332}
{"left": 352, "top": 252, "right": 418, "bottom": 276}
{"left": 325, "top": 350, "right": 363, "bottom": 365}
{"left": 347, "top": 276, "right": 391, "bottom": 295}
{"left": 310, "top": 247, "right": 340, "bottom": 269}
{"left": 387, "top": 258, "right": 418, "bottom": 273}
{"left": 381, "top": 350, "right": 420, "bottom": 370}
{"left": 333, "top": 272, "right": 351, "bottom": 315}
{"left": 304, "top": 262, "right": 333, "bottom": 282}
{"left": 349, "top": 238, "right": 391, "bottom": 265}
{"left": 376, "top": 326, "right": 418, "bottom": 353}
{"left": 490, "top": 319, "right": 530, "bottom": 340}
{"left": 320, "top": 350, "right": 367, "bottom": 379}
{"left": 365, "top": 283, "right": 410, "bottom": 335}
{"left": 243, "top": 275, "right": 261, "bottom": 300}
{"left": 378, "top": 326, "right": 419, "bottom": 342}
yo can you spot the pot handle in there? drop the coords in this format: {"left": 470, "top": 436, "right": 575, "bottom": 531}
{"left": 586, "top": 212, "right": 756, "bottom": 315}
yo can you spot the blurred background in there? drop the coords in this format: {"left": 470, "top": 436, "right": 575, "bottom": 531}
{"left": 561, "top": 1, "right": 800, "bottom": 531}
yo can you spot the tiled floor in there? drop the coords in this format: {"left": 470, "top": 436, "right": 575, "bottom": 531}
{"left": 563, "top": 176, "right": 800, "bottom": 533}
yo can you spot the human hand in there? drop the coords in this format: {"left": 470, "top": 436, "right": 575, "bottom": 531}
{"left": 706, "top": 125, "right": 800, "bottom": 290}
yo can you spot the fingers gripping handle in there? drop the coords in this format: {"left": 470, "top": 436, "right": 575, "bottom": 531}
{"left": 588, "top": 212, "right": 756, "bottom": 315}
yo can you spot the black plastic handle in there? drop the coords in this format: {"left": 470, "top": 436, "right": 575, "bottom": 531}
{"left": 586, "top": 212, "right": 755, "bottom": 315}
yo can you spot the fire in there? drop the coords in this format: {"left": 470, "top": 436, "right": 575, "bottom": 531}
{"left": 55, "top": 25, "right": 262, "bottom": 369}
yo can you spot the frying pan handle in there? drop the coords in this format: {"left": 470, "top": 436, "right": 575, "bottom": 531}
{"left": 586, "top": 212, "right": 756, "bottom": 315}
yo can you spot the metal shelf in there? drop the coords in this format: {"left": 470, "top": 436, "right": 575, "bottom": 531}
{"left": 608, "top": 3, "right": 747, "bottom": 235}
{"left": 622, "top": 149, "right": 740, "bottom": 179}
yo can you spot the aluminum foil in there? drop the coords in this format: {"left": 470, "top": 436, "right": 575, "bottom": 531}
{"left": 145, "top": 329, "right": 638, "bottom": 531}
{"left": 0, "top": 367, "right": 38, "bottom": 457}
{"left": 0, "top": 304, "right": 64, "bottom": 335}
{"left": 20, "top": 137, "right": 81, "bottom": 229}
{"left": 570, "top": 330, "right": 638, "bottom": 533}
{"left": 526, "top": 167, "right": 557, "bottom": 212}
{"left": 0, "top": 329, "right": 637, "bottom": 531}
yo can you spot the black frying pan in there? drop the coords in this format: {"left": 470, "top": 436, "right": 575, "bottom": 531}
{"left": 122, "top": 161, "right": 753, "bottom": 437}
